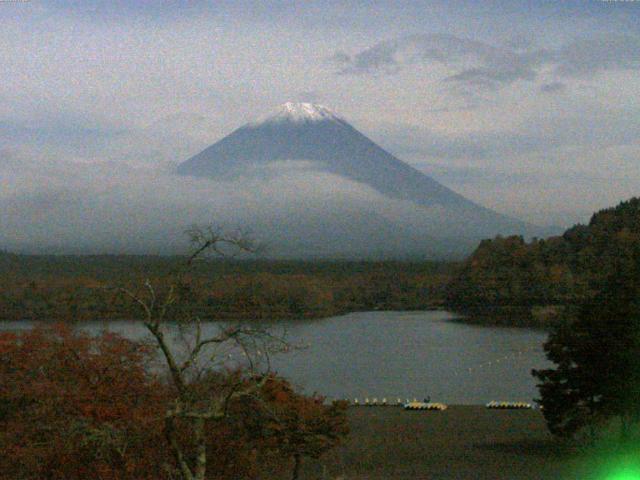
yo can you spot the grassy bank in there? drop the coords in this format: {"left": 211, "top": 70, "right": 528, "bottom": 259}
{"left": 298, "top": 406, "right": 593, "bottom": 479}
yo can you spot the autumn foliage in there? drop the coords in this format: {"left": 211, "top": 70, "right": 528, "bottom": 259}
{"left": 446, "top": 197, "right": 640, "bottom": 325}
{"left": 0, "top": 323, "right": 167, "bottom": 480}
{"left": 258, "top": 377, "right": 349, "bottom": 479}
{"left": 0, "top": 324, "right": 349, "bottom": 479}
{"left": 0, "top": 254, "right": 451, "bottom": 323}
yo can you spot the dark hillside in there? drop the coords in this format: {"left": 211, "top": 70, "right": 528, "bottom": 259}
{"left": 446, "top": 198, "right": 640, "bottom": 325}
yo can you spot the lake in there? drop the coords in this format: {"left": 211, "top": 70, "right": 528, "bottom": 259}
{"left": 1, "top": 310, "right": 550, "bottom": 404}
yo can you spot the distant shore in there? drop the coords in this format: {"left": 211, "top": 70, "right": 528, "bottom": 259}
{"left": 449, "top": 305, "right": 573, "bottom": 329}
{"left": 0, "top": 254, "right": 455, "bottom": 323}
{"left": 0, "top": 252, "right": 577, "bottom": 329}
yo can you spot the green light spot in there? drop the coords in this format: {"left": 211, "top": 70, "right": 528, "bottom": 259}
{"left": 605, "top": 464, "right": 640, "bottom": 480}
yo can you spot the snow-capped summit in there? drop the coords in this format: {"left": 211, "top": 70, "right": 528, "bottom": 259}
{"left": 251, "top": 102, "right": 344, "bottom": 125}
{"left": 177, "top": 102, "right": 538, "bottom": 257}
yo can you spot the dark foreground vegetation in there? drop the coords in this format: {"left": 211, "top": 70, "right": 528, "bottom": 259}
{"left": 5, "top": 324, "right": 635, "bottom": 480}
{"left": 0, "top": 324, "right": 348, "bottom": 480}
{"left": 0, "top": 254, "right": 453, "bottom": 322}
{"left": 533, "top": 257, "right": 640, "bottom": 441}
{"left": 0, "top": 229, "right": 355, "bottom": 480}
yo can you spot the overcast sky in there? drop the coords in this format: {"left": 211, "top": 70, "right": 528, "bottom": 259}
{"left": 1, "top": 0, "right": 639, "bottom": 230}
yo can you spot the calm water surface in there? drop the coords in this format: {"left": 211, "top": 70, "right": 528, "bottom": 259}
{"left": 3, "top": 311, "right": 550, "bottom": 404}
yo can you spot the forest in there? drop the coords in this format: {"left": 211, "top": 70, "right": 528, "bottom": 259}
{"left": 0, "top": 254, "right": 453, "bottom": 322}
{"left": 0, "top": 231, "right": 354, "bottom": 480}
{"left": 445, "top": 197, "right": 640, "bottom": 326}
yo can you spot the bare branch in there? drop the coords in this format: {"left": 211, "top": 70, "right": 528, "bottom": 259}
{"left": 164, "top": 412, "right": 194, "bottom": 480}
{"left": 184, "top": 225, "right": 261, "bottom": 266}
{"left": 158, "top": 284, "right": 176, "bottom": 322}
{"left": 107, "top": 224, "right": 287, "bottom": 480}
{"left": 144, "top": 321, "right": 187, "bottom": 395}
{"left": 144, "top": 278, "right": 156, "bottom": 314}
{"left": 112, "top": 286, "right": 153, "bottom": 322}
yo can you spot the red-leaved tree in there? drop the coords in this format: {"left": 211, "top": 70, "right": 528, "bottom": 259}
{"left": 0, "top": 324, "right": 349, "bottom": 480}
{"left": 0, "top": 323, "right": 169, "bottom": 480}
{"left": 258, "top": 376, "right": 350, "bottom": 480}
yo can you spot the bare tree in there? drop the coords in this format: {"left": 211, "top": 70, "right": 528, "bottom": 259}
{"left": 116, "top": 226, "right": 286, "bottom": 480}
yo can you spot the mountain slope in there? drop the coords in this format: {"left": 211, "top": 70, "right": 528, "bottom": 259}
{"left": 177, "top": 102, "right": 538, "bottom": 257}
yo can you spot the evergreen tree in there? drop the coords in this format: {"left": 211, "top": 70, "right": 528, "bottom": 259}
{"left": 532, "top": 258, "right": 640, "bottom": 439}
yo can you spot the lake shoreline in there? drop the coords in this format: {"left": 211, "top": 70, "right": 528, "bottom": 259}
{"left": 1, "top": 305, "right": 557, "bottom": 330}
{"left": 446, "top": 304, "right": 573, "bottom": 330}
{"left": 0, "top": 311, "right": 550, "bottom": 404}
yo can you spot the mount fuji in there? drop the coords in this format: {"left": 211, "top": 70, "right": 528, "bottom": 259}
{"left": 176, "top": 102, "right": 538, "bottom": 258}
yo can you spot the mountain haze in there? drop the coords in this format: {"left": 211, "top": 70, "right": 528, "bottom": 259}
{"left": 177, "top": 103, "right": 538, "bottom": 258}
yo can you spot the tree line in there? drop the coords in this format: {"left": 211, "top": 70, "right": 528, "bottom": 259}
{"left": 0, "top": 256, "right": 452, "bottom": 322}
{"left": 446, "top": 198, "right": 640, "bottom": 325}
{"left": 533, "top": 247, "right": 640, "bottom": 443}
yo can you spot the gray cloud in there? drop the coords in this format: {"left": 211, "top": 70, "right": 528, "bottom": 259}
{"left": 556, "top": 34, "right": 640, "bottom": 77}
{"left": 0, "top": 150, "right": 461, "bottom": 256}
{"left": 1, "top": 4, "right": 638, "bottom": 238}
{"left": 334, "top": 34, "right": 497, "bottom": 74}
{"left": 0, "top": 117, "right": 126, "bottom": 160}
{"left": 418, "top": 163, "right": 544, "bottom": 187}
{"left": 539, "top": 82, "right": 566, "bottom": 94}
{"left": 374, "top": 104, "right": 640, "bottom": 162}
{"left": 334, "top": 34, "right": 549, "bottom": 89}
{"left": 444, "top": 49, "right": 548, "bottom": 89}
{"left": 366, "top": 105, "right": 640, "bottom": 228}
{"left": 418, "top": 160, "right": 639, "bottom": 228}
{"left": 335, "top": 32, "right": 640, "bottom": 92}
{"left": 374, "top": 126, "right": 558, "bottom": 162}
{"left": 0, "top": 111, "right": 226, "bottom": 170}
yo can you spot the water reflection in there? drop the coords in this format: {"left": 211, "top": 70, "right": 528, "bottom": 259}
{"left": 0, "top": 311, "right": 550, "bottom": 404}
